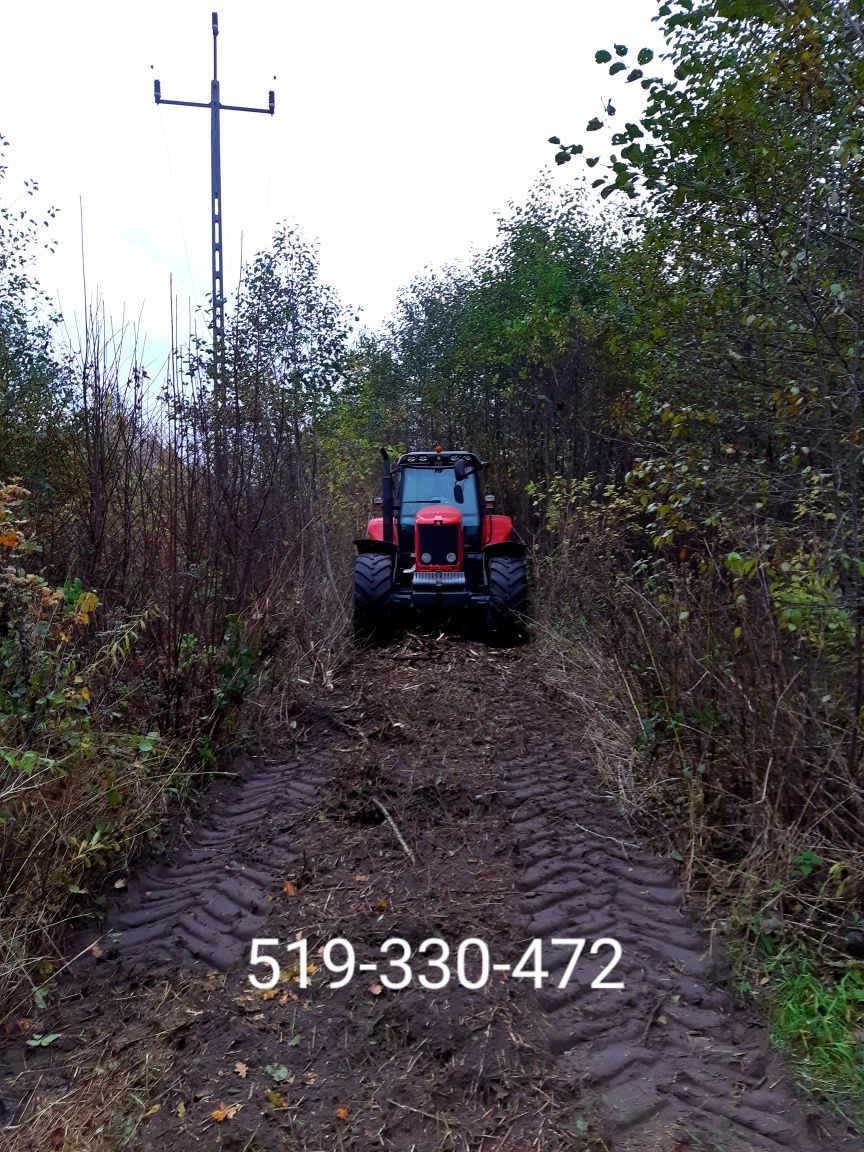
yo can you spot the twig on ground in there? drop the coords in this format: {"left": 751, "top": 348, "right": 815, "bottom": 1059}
{"left": 372, "top": 797, "right": 417, "bottom": 863}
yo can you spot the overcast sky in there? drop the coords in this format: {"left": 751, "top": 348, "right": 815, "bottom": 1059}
{"left": 1, "top": 0, "right": 659, "bottom": 374}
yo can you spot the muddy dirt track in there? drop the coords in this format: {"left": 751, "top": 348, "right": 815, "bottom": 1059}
{"left": 1, "top": 637, "right": 859, "bottom": 1151}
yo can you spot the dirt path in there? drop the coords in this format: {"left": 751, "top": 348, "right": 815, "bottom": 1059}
{"left": 1, "top": 638, "right": 858, "bottom": 1151}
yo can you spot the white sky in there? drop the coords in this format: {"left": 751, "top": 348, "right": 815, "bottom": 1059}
{"left": 1, "top": 0, "right": 659, "bottom": 374}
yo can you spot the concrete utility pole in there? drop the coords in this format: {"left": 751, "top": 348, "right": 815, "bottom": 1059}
{"left": 153, "top": 11, "right": 274, "bottom": 387}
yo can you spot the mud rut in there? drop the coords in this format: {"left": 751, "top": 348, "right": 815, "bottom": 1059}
{"left": 1, "top": 638, "right": 858, "bottom": 1152}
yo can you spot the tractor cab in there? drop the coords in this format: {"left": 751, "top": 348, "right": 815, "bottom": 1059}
{"left": 395, "top": 450, "right": 483, "bottom": 554}
{"left": 353, "top": 445, "right": 528, "bottom": 644}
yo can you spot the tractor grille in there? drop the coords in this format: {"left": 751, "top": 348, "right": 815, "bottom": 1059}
{"left": 416, "top": 523, "right": 459, "bottom": 567}
{"left": 412, "top": 570, "right": 466, "bottom": 587}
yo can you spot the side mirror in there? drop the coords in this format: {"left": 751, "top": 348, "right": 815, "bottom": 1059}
{"left": 453, "top": 458, "right": 467, "bottom": 482}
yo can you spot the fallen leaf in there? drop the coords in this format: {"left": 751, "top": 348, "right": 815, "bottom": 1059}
{"left": 113, "top": 878, "right": 126, "bottom": 889}
{"left": 265, "top": 1089, "right": 285, "bottom": 1108}
{"left": 375, "top": 898, "right": 389, "bottom": 911}
{"left": 354, "top": 873, "right": 368, "bottom": 882}
{"left": 90, "top": 942, "right": 103, "bottom": 959}
{"left": 234, "top": 1062, "right": 248, "bottom": 1078}
{"left": 369, "top": 982, "right": 383, "bottom": 996}
{"left": 144, "top": 1104, "right": 160, "bottom": 1118}
{"left": 283, "top": 880, "right": 297, "bottom": 897}
{"left": 336, "top": 1105, "right": 350, "bottom": 1121}
{"left": 288, "top": 1033, "right": 302, "bottom": 1047}
{"left": 176, "top": 1100, "right": 186, "bottom": 1118}
{"left": 211, "top": 1101, "right": 242, "bottom": 1121}
{"left": 265, "top": 1063, "right": 290, "bottom": 1082}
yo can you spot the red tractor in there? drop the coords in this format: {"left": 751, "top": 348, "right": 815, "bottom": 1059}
{"left": 353, "top": 447, "right": 528, "bottom": 643}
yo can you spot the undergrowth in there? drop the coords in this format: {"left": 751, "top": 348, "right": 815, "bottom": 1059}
{"left": 533, "top": 475, "right": 864, "bottom": 1129}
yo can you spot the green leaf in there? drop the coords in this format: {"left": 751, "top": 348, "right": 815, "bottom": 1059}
{"left": 548, "top": 136, "right": 560, "bottom": 145}
{"left": 586, "top": 117, "right": 603, "bottom": 132}
{"left": 26, "top": 1033, "right": 60, "bottom": 1047}
{"left": 265, "top": 1063, "right": 290, "bottom": 1081}
{"left": 614, "top": 44, "right": 628, "bottom": 56}
{"left": 609, "top": 62, "right": 626, "bottom": 75}
{"left": 637, "top": 47, "right": 654, "bottom": 65}
{"left": 595, "top": 49, "right": 612, "bottom": 63}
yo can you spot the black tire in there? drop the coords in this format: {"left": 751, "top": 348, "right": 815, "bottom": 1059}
{"left": 353, "top": 553, "right": 394, "bottom": 645}
{"left": 485, "top": 555, "right": 529, "bottom": 645}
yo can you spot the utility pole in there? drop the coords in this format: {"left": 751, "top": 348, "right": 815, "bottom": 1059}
{"left": 153, "top": 11, "right": 274, "bottom": 390}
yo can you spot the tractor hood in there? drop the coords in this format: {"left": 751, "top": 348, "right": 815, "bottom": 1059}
{"left": 414, "top": 504, "right": 462, "bottom": 528}
{"left": 414, "top": 504, "right": 463, "bottom": 571}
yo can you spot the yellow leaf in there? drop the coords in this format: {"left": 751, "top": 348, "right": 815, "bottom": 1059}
{"left": 80, "top": 687, "right": 91, "bottom": 703}
{"left": 283, "top": 880, "right": 297, "bottom": 897}
{"left": 176, "top": 1100, "right": 186, "bottom": 1118}
{"left": 78, "top": 591, "right": 99, "bottom": 614}
{"left": 234, "top": 1061, "right": 248, "bottom": 1078}
{"left": 265, "top": 1089, "right": 285, "bottom": 1108}
{"left": 0, "top": 531, "right": 20, "bottom": 548}
{"left": 144, "top": 1105, "right": 160, "bottom": 1118}
{"left": 211, "top": 1101, "right": 242, "bottom": 1121}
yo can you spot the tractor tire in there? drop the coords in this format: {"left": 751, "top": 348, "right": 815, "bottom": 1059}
{"left": 485, "top": 555, "right": 529, "bottom": 645}
{"left": 353, "top": 553, "right": 394, "bottom": 645}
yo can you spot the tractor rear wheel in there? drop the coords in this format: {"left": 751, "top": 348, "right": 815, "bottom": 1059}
{"left": 486, "top": 555, "right": 529, "bottom": 644}
{"left": 353, "top": 553, "right": 394, "bottom": 645}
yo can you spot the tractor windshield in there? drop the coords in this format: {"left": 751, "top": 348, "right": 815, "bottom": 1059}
{"left": 397, "top": 466, "right": 481, "bottom": 550}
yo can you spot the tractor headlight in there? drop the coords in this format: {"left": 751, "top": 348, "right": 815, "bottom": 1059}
{"left": 446, "top": 552, "right": 457, "bottom": 563}
{"left": 421, "top": 552, "right": 432, "bottom": 564}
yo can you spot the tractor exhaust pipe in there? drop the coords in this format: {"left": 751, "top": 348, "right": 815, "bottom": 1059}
{"left": 380, "top": 447, "right": 394, "bottom": 545}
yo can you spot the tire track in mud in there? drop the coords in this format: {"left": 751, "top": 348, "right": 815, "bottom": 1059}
{"left": 73, "top": 751, "right": 323, "bottom": 976}
{"left": 500, "top": 684, "right": 850, "bottom": 1151}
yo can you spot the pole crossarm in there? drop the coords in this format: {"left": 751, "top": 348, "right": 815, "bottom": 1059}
{"left": 154, "top": 96, "right": 275, "bottom": 116}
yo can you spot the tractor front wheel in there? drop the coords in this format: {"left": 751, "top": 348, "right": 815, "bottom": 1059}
{"left": 353, "top": 553, "right": 394, "bottom": 645}
{"left": 485, "top": 555, "right": 528, "bottom": 645}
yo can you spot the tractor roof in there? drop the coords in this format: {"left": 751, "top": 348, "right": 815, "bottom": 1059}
{"left": 396, "top": 449, "right": 483, "bottom": 469}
